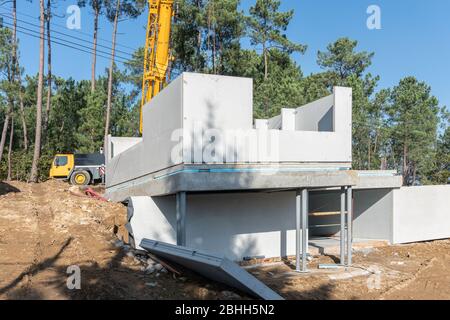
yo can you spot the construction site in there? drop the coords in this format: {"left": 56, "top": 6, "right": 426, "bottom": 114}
{"left": 0, "top": 0, "right": 449, "bottom": 302}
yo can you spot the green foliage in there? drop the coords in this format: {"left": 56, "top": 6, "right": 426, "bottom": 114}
{"left": 252, "top": 49, "right": 303, "bottom": 118}
{"left": 104, "top": 0, "right": 146, "bottom": 21}
{"left": 247, "top": 0, "right": 306, "bottom": 81}
{"left": 430, "top": 126, "right": 450, "bottom": 184}
{"left": 247, "top": 0, "right": 306, "bottom": 55}
{"left": 317, "top": 38, "right": 374, "bottom": 80}
{"left": 385, "top": 77, "right": 441, "bottom": 185}
{"left": 75, "top": 88, "right": 106, "bottom": 153}
{"left": 46, "top": 78, "right": 89, "bottom": 153}
{"left": 171, "top": 0, "right": 245, "bottom": 75}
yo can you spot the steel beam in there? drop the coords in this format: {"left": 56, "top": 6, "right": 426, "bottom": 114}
{"left": 301, "top": 188, "right": 309, "bottom": 272}
{"left": 295, "top": 189, "right": 301, "bottom": 272}
{"left": 340, "top": 187, "right": 346, "bottom": 265}
{"left": 346, "top": 186, "right": 353, "bottom": 266}
{"left": 176, "top": 191, "right": 186, "bottom": 246}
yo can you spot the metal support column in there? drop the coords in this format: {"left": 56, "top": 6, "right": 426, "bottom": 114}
{"left": 340, "top": 187, "right": 346, "bottom": 265}
{"left": 301, "top": 188, "right": 309, "bottom": 272}
{"left": 346, "top": 186, "right": 353, "bottom": 266}
{"left": 176, "top": 191, "right": 186, "bottom": 246}
{"left": 295, "top": 189, "right": 301, "bottom": 272}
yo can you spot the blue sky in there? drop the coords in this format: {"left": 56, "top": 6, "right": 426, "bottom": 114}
{"left": 2, "top": 0, "right": 450, "bottom": 111}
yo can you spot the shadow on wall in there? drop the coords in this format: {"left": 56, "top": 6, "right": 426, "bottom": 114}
{"left": 318, "top": 107, "right": 334, "bottom": 132}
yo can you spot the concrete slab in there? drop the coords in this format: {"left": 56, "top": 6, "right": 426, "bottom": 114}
{"left": 308, "top": 237, "right": 388, "bottom": 256}
{"left": 140, "top": 239, "right": 284, "bottom": 300}
{"left": 355, "top": 171, "right": 402, "bottom": 189}
{"left": 106, "top": 165, "right": 357, "bottom": 200}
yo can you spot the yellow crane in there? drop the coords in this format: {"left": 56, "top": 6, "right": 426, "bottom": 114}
{"left": 140, "top": 0, "right": 174, "bottom": 134}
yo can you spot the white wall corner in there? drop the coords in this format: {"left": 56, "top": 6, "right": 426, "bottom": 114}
{"left": 281, "top": 108, "right": 296, "bottom": 131}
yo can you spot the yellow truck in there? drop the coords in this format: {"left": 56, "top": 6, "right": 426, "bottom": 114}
{"left": 49, "top": 153, "right": 105, "bottom": 186}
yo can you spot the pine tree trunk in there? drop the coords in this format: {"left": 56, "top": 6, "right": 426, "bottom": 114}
{"left": 7, "top": 118, "right": 14, "bottom": 181}
{"left": 44, "top": 0, "right": 52, "bottom": 136}
{"left": 30, "top": 0, "right": 46, "bottom": 182}
{"left": 105, "top": 0, "right": 120, "bottom": 151}
{"left": 263, "top": 42, "right": 268, "bottom": 81}
{"left": 18, "top": 88, "right": 27, "bottom": 150}
{"left": 211, "top": 3, "right": 216, "bottom": 74}
{"left": 0, "top": 69, "right": 14, "bottom": 166}
{"left": 0, "top": 115, "right": 10, "bottom": 164}
{"left": 0, "top": 0, "right": 18, "bottom": 164}
{"left": 196, "top": 0, "right": 202, "bottom": 70}
{"left": 402, "top": 143, "right": 408, "bottom": 185}
{"left": 12, "top": 0, "right": 27, "bottom": 151}
{"left": 91, "top": 4, "right": 99, "bottom": 93}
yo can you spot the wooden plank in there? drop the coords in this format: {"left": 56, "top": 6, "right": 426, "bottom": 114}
{"left": 309, "top": 211, "right": 340, "bottom": 217}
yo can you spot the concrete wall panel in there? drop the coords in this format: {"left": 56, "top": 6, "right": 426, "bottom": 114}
{"left": 182, "top": 73, "right": 253, "bottom": 131}
{"left": 128, "top": 196, "right": 177, "bottom": 250}
{"left": 295, "top": 95, "right": 334, "bottom": 132}
{"left": 353, "top": 189, "right": 393, "bottom": 241}
{"left": 108, "top": 137, "right": 142, "bottom": 160}
{"left": 392, "top": 186, "right": 450, "bottom": 243}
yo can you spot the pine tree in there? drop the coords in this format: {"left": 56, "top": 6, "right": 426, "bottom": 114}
{"left": 30, "top": 0, "right": 46, "bottom": 182}
{"left": 315, "top": 38, "right": 380, "bottom": 170}
{"left": 78, "top": 0, "right": 105, "bottom": 93}
{"left": 386, "top": 77, "right": 440, "bottom": 185}
{"left": 247, "top": 0, "right": 306, "bottom": 81}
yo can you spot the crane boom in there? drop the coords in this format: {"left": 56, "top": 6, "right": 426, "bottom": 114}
{"left": 140, "top": 0, "right": 174, "bottom": 134}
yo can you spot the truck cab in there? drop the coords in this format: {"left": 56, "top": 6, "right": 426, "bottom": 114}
{"left": 50, "top": 154, "right": 74, "bottom": 179}
{"left": 50, "top": 153, "right": 105, "bottom": 186}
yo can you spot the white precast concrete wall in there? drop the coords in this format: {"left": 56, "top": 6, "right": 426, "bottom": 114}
{"left": 106, "top": 76, "right": 184, "bottom": 187}
{"left": 128, "top": 186, "right": 450, "bottom": 261}
{"left": 107, "top": 137, "right": 142, "bottom": 161}
{"left": 186, "top": 192, "right": 298, "bottom": 260}
{"left": 392, "top": 186, "right": 450, "bottom": 244}
{"left": 107, "top": 73, "right": 353, "bottom": 189}
{"left": 128, "top": 196, "right": 176, "bottom": 250}
{"left": 352, "top": 189, "right": 393, "bottom": 241}
{"left": 129, "top": 192, "right": 300, "bottom": 260}
{"left": 129, "top": 188, "right": 395, "bottom": 261}
{"left": 295, "top": 95, "right": 334, "bottom": 132}
{"left": 307, "top": 188, "right": 393, "bottom": 240}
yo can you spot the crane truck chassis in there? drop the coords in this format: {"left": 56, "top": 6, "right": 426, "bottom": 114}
{"left": 49, "top": 153, "right": 105, "bottom": 186}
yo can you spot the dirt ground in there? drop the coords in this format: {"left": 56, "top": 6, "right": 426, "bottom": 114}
{"left": 0, "top": 180, "right": 240, "bottom": 300}
{"left": 0, "top": 180, "right": 449, "bottom": 300}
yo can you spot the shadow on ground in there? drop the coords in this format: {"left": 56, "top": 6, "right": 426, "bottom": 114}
{"left": 0, "top": 182, "right": 20, "bottom": 196}
{"left": 0, "top": 234, "right": 344, "bottom": 300}
{"left": 0, "top": 237, "right": 252, "bottom": 300}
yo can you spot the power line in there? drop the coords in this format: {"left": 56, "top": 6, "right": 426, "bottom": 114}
{"left": 1, "top": 19, "right": 134, "bottom": 62}
{"left": 6, "top": 24, "right": 181, "bottom": 79}
{"left": 0, "top": 12, "right": 136, "bottom": 58}
{"left": 1, "top": 16, "right": 181, "bottom": 74}
{"left": 5, "top": 25, "right": 129, "bottom": 65}
{"left": 0, "top": 6, "right": 139, "bottom": 51}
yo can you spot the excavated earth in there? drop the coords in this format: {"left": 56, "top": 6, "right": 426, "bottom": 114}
{"left": 0, "top": 180, "right": 449, "bottom": 300}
